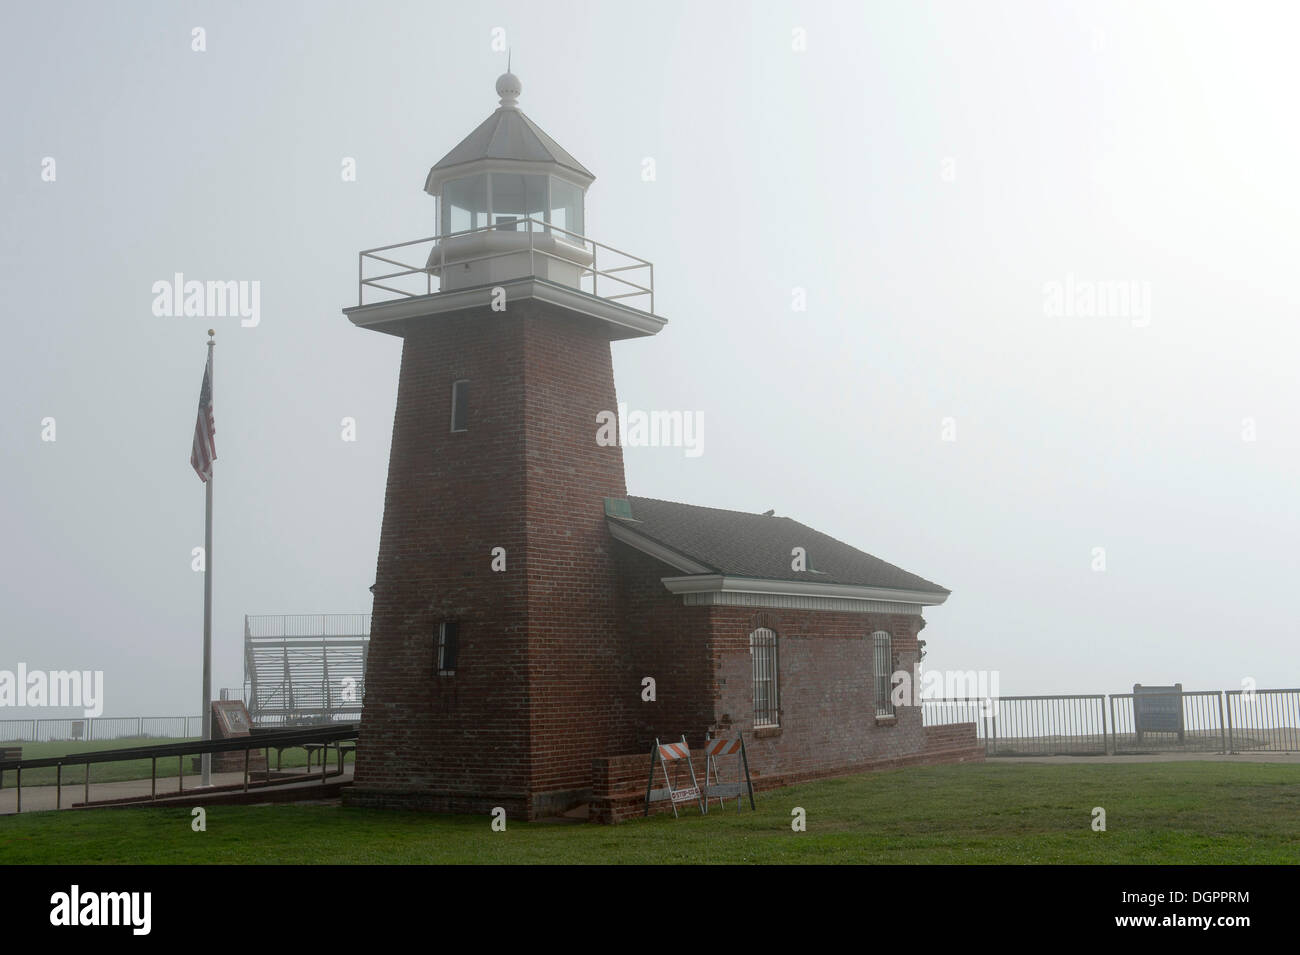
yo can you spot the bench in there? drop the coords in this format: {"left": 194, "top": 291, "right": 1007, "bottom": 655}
{"left": 301, "top": 742, "right": 356, "bottom": 773}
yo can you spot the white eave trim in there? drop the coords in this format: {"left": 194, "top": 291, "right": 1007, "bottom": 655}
{"left": 660, "top": 574, "right": 950, "bottom": 608}
{"left": 343, "top": 277, "right": 665, "bottom": 339}
{"left": 607, "top": 520, "right": 712, "bottom": 574}
{"left": 425, "top": 158, "right": 594, "bottom": 194}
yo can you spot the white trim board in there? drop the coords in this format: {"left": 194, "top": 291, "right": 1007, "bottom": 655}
{"left": 607, "top": 520, "right": 712, "bottom": 574}
{"left": 661, "top": 574, "right": 948, "bottom": 609}
{"left": 343, "top": 277, "right": 665, "bottom": 340}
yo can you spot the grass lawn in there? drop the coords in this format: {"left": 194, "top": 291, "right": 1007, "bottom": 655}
{"left": 2, "top": 761, "right": 1299, "bottom": 864}
{"left": 1, "top": 738, "right": 354, "bottom": 789}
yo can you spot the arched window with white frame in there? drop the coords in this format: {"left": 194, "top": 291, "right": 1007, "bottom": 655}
{"left": 873, "top": 630, "right": 894, "bottom": 717}
{"left": 750, "top": 627, "right": 779, "bottom": 727}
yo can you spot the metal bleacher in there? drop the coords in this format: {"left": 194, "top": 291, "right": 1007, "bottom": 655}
{"left": 244, "top": 614, "right": 370, "bottom": 727}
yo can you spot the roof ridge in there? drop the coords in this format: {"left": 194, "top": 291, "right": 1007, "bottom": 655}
{"left": 626, "top": 494, "right": 778, "bottom": 519}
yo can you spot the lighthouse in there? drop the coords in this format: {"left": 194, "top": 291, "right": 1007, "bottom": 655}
{"left": 343, "top": 72, "right": 664, "bottom": 818}
{"left": 342, "top": 72, "right": 958, "bottom": 824}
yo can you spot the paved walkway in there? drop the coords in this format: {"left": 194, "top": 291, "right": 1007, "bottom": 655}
{"left": 1, "top": 766, "right": 353, "bottom": 815}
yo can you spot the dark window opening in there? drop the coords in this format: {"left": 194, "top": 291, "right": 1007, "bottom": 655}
{"left": 438, "top": 622, "right": 459, "bottom": 675}
{"left": 450, "top": 380, "right": 469, "bottom": 432}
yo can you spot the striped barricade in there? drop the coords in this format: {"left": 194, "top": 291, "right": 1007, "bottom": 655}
{"left": 702, "top": 733, "right": 756, "bottom": 813}
{"left": 644, "top": 735, "right": 706, "bottom": 818}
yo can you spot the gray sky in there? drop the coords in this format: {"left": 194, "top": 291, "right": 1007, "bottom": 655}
{"left": 2, "top": 0, "right": 1298, "bottom": 718}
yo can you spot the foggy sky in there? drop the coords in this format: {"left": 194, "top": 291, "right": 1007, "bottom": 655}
{"left": 2, "top": 0, "right": 1298, "bottom": 719}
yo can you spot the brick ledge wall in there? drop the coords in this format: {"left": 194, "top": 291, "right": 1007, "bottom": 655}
{"left": 590, "top": 721, "right": 983, "bottom": 824}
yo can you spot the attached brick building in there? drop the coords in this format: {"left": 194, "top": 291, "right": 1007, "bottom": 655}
{"left": 341, "top": 72, "right": 976, "bottom": 822}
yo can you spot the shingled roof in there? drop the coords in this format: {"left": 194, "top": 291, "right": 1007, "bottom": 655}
{"left": 609, "top": 496, "right": 949, "bottom": 598}
{"left": 425, "top": 105, "right": 595, "bottom": 184}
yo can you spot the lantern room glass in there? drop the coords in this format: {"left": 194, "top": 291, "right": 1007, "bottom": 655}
{"left": 438, "top": 172, "right": 585, "bottom": 238}
{"left": 490, "top": 174, "right": 547, "bottom": 231}
{"left": 441, "top": 174, "right": 489, "bottom": 235}
{"left": 549, "top": 178, "right": 584, "bottom": 239}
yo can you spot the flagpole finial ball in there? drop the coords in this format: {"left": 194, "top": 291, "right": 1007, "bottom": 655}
{"left": 207, "top": 329, "right": 215, "bottom": 337}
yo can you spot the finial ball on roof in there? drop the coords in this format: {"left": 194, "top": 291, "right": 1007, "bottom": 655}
{"left": 496, "top": 72, "right": 521, "bottom": 107}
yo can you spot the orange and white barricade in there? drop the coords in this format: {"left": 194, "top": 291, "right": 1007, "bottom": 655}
{"left": 702, "top": 733, "right": 756, "bottom": 813}
{"left": 644, "top": 735, "right": 705, "bottom": 818}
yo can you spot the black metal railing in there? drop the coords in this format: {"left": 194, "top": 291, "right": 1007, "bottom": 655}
{"left": 923, "top": 688, "right": 1300, "bottom": 757}
{"left": 0, "top": 723, "right": 358, "bottom": 813}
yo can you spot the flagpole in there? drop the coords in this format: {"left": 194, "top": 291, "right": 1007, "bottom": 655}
{"left": 201, "top": 329, "right": 214, "bottom": 787}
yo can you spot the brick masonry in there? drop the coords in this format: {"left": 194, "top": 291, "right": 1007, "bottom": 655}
{"left": 591, "top": 722, "right": 983, "bottom": 824}
{"left": 347, "top": 299, "right": 631, "bottom": 818}
{"left": 346, "top": 296, "right": 975, "bottom": 822}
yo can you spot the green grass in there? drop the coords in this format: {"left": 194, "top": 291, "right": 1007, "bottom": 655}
{"left": 3, "top": 761, "right": 1299, "bottom": 864}
{"left": 1, "top": 738, "right": 354, "bottom": 789}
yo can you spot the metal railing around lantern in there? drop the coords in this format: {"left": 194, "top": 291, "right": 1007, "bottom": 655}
{"left": 356, "top": 217, "right": 654, "bottom": 313}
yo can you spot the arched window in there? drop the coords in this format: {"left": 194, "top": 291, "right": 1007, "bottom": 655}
{"left": 750, "top": 628, "right": 779, "bottom": 727}
{"left": 873, "top": 631, "right": 894, "bottom": 716}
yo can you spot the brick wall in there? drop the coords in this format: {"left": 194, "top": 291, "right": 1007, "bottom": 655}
{"left": 347, "top": 299, "right": 636, "bottom": 819}
{"left": 708, "top": 607, "right": 927, "bottom": 778}
{"left": 349, "top": 303, "right": 532, "bottom": 815}
{"left": 590, "top": 720, "right": 984, "bottom": 824}
{"left": 612, "top": 543, "right": 715, "bottom": 750}
{"left": 519, "top": 304, "right": 634, "bottom": 812}
{"left": 921, "top": 721, "right": 984, "bottom": 762}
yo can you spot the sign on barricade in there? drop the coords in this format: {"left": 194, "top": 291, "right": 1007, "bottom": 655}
{"left": 644, "top": 735, "right": 705, "bottom": 817}
{"left": 702, "top": 733, "right": 756, "bottom": 813}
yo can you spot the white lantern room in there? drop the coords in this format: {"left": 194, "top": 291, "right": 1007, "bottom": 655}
{"left": 423, "top": 72, "right": 595, "bottom": 291}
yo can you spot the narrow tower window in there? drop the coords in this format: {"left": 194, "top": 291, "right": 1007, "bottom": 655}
{"left": 450, "top": 380, "right": 469, "bottom": 432}
{"left": 437, "top": 622, "right": 460, "bottom": 676}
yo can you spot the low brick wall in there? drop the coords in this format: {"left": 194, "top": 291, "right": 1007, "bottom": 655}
{"left": 922, "top": 721, "right": 984, "bottom": 762}
{"left": 591, "top": 722, "right": 983, "bottom": 824}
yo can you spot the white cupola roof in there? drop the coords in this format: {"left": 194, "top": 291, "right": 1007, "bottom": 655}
{"left": 423, "top": 71, "right": 595, "bottom": 195}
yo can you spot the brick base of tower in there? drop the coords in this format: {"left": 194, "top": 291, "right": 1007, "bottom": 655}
{"left": 346, "top": 298, "right": 635, "bottom": 820}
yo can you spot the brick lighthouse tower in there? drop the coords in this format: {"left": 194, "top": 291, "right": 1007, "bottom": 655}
{"left": 342, "top": 71, "right": 664, "bottom": 818}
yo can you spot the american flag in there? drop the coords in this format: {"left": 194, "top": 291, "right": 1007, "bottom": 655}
{"left": 191, "top": 353, "right": 216, "bottom": 482}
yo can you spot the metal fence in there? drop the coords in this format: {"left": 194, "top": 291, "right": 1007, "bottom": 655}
{"left": 0, "top": 716, "right": 204, "bottom": 743}
{"left": 1225, "top": 688, "right": 1300, "bottom": 752}
{"left": 923, "top": 688, "right": 1300, "bottom": 756}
